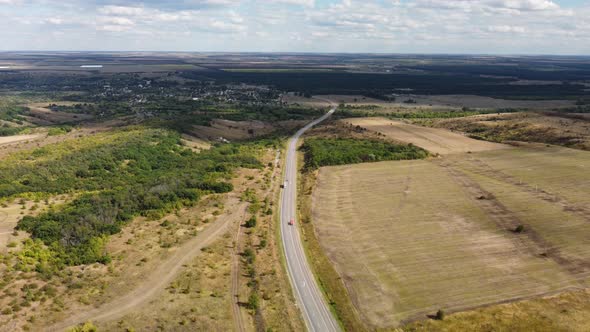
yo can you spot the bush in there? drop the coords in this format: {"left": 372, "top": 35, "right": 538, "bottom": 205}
{"left": 514, "top": 225, "right": 525, "bottom": 233}
{"left": 247, "top": 293, "right": 259, "bottom": 310}
{"left": 67, "top": 321, "right": 98, "bottom": 332}
{"left": 243, "top": 248, "right": 256, "bottom": 264}
{"left": 245, "top": 216, "right": 257, "bottom": 228}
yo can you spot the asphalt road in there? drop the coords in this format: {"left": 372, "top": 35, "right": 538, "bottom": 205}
{"left": 280, "top": 106, "right": 341, "bottom": 332}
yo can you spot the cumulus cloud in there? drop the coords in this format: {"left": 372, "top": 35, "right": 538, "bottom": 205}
{"left": 0, "top": 0, "right": 589, "bottom": 53}
{"left": 487, "top": 0, "right": 558, "bottom": 11}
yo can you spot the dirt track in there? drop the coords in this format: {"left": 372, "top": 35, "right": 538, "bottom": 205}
{"left": 46, "top": 196, "right": 248, "bottom": 332}
{"left": 0, "top": 134, "right": 42, "bottom": 146}
{"left": 345, "top": 117, "right": 509, "bottom": 155}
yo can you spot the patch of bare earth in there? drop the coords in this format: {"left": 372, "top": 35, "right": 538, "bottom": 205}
{"left": 190, "top": 119, "right": 276, "bottom": 141}
{"left": 25, "top": 103, "right": 93, "bottom": 125}
{"left": 0, "top": 134, "right": 43, "bottom": 147}
{"left": 344, "top": 117, "right": 509, "bottom": 155}
{"left": 0, "top": 120, "right": 124, "bottom": 159}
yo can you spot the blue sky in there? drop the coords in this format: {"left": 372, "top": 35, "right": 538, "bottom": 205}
{"left": 1, "top": 0, "right": 589, "bottom": 54}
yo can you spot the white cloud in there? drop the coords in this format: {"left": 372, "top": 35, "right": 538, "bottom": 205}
{"left": 487, "top": 0, "right": 558, "bottom": 11}
{"left": 487, "top": 25, "right": 526, "bottom": 33}
{"left": 268, "top": 0, "right": 315, "bottom": 7}
{"left": 0, "top": 0, "right": 589, "bottom": 53}
{"left": 99, "top": 6, "right": 145, "bottom": 16}
{"left": 98, "top": 16, "right": 135, "bottom": 26}
{"left": 44, "top": 17, "right": 64, "bottom": 25}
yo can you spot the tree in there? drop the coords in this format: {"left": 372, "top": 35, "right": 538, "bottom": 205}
{"left": 435, "top": 309, "right": 445, "bottom": 320}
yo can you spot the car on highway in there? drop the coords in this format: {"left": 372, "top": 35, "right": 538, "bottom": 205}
{"left": 288, "top": 219, "right": 294, "bottom": 226}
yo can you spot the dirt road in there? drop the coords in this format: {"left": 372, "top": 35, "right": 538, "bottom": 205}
{"left": 0, "top": 134, "right": 42, "bottom": 146}
{"left": 231, "top": 210, "right": 247, "bottom": 332}
{"left": 46, "top": 196, "right": 248, "bottom": 332}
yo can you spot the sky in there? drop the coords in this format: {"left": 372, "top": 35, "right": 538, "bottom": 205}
{"left": 0, "top": 0, "right": 590, "bottom": 54}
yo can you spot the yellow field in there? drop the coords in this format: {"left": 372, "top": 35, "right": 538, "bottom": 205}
{"left": 311, "top": 145, "right": 590, "bottom": 329}
{"left": 344, "top": 117, "right": 508, "bottom": 155}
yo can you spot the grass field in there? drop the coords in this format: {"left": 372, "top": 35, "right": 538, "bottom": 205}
{"left": 344, "top": 117, "right": 508, "bottom": 155}
{"left": 311, "top": 145, "right": 590, "bottom": 329}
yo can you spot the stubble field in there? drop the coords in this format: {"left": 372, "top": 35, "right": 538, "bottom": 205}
{"left": 311, "top": 145, "right": 590, "bottom": 329}
{"left": 344, "top": 117, "right": 508, "bottom": 155}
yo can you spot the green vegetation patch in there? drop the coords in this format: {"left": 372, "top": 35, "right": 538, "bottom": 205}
{"left": 0, "top": 127, "right": 263, "bottom": 269}
{"left": 300, "top": 138, "right": 428, "bottom": 169}
{"left": 336, "top": 105, "right": 522, "bottom": 120}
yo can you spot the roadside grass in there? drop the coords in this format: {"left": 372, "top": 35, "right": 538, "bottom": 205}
{"left": 98, "top": 229, "right": 235, "bottom": 332}
{"left": 310, "top": 145, "right": 590, "bottom": 329}
{"left": 297, "top": 151, "right": 367, "bottom": 332}
{"left": 233, "top": 148, "right": 306, "bottom": 332}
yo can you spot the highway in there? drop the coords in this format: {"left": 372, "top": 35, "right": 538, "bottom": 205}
{"left": 280, "top": 106, "right": 341, "bottom": 332}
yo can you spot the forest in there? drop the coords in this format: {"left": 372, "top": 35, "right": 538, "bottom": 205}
{"left": 197, "top": 70, "right": 589, "bottom": 100}
{"left": 0, "top": 128, "right": 266, "bottom": 270}
{"left": 300, "top": 138, "right": 428, "bottom": 169}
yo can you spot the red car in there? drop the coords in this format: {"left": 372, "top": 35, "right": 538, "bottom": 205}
{"left": 288, "top": 219, "right": 294, "bottom": 226}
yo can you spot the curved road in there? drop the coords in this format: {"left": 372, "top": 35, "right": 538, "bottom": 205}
{"left": 280, "top": 106, "right": 341, "bottom": 332}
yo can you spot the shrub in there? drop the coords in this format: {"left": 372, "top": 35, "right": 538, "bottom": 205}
{"left": 514, "top": 225, "right": 525, "bottom": 233}
{"left": 67, "top": 321, "right": 98, "bottom": 332}
{"left": 435, "top": 309, "right": 445, "bottom": 320}
{"left": 245, "top": 216, "right": 257, "bottom": 228}
{"left": 243, "top": 248, "right": 256, "bottom": 264}
{"left": 247, "top": 293, "right": 259, "bottom": 310}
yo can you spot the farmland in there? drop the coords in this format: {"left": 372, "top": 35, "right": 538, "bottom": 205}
{"left": 311, "top": 144, "right": 590, "bottom": 329}
{"left": 414, "top": 112, "right": 590, "bottom": 151}
{"left": 344, "top": 117, "right": 508, "bottom": 155}
{"left": 0, "top": 52, "right": 589, "bottom": 331}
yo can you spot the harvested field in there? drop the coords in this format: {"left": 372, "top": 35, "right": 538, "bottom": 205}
{"left": 311, "top": 145, "right": 590, "bottom": 329}
{"left": 402, "top": 94, "right": 574, "bottom": 110}
{"left": 345, "top": 117, "right": 508, "bottom": 155}
{"left": 418, "top": 112, "right": 590, "bottom": 150}
{"left": 284, "top": 94, "right": 574, "bottom": 110}
{"left": 404, "top": 288, "right": 590, "bottom": 331}
{"left": 26, "top": 103, "right": 93, "bottom": 125}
